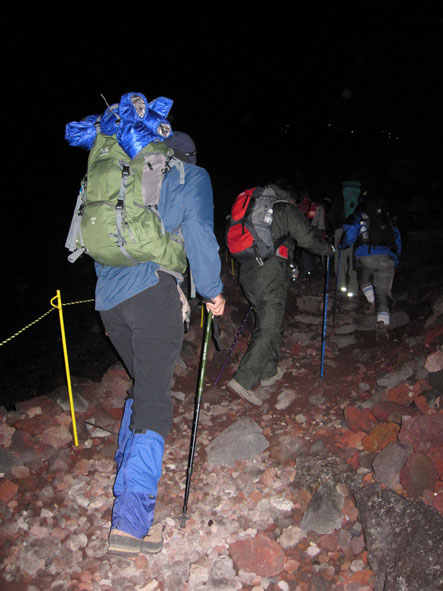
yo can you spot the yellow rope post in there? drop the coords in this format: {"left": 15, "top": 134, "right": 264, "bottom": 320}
{"left": 231, "top": 257, "right": 235, "bottom": 278}
{"left": 50, "top": 290, "right": 79, "bottom": 447}
{"left": 201, "top": 302, "right": 204, "bottom": 328}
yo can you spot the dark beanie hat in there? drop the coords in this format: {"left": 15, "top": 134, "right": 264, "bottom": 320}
{"left": 164, "top": 131, "right": 197, "bottom": 164}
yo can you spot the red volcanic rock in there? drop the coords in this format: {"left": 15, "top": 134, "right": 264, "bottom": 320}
{"left": 10, "top": 429, "right": 54, "bottom": 468}
{"left": 433, "top": 491, "right": 443, "bottom": 514}
{"left": 398, "top": 415, "right": 443, "bottom": 454}
{"left": 425, "top": 322, "right": 443, "bottom": 347}
{"left": 40, "top": 425, "right": 73, "bottom": 447}
{"left": 412, "top": 379, "right": 432, "bottom": 396}
{"left": 385, "top": 382, "right": 414, "bottom": 405}
{"left": 362, "top": 423, "right": 400, "bottom": 453}
{"left": 371, "top": 401, "right": 420, "bottom": 423}
{"left": 11, "top": 414, "right": 57, "bottom": 435}
{"left": 0, "top": 480, "right": 18, "bottom": 503}
{"left": 317, "top": 532, "right": 339, "bottom": 551}
{"left": 400, "top": 453, "right": 439, "bottom": 498}
{"left": 100, "top": 373, "right": 130, "bottom": 409}
{"left": 229, "top": 534, "right": 285, "bottom": 577}
{"left": 344, "top": 407, "right": 378, "bottom": 434}
{"left": 14, "top": 395, "right": 61, "bottom": 416}
{"left": 427, "top": 445, "right": 443, "bottom": 479}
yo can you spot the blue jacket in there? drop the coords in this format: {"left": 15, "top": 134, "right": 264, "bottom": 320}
{"left": 95, "top": 163, "right": 223, "bottom": 310}
{"left": 340, "top": 211, "right": 402, "bottom": 268}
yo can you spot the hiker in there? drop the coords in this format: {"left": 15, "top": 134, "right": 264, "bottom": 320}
{"left": 102, "top": 130, "right": 224, "bottom": 555}
{"left": 339, "top": 197, "right": 401, "bottom": 341}
{"left": 226, "top": 182, "right": 333, "bottom": 405}
{"left": 103, "top": 130, "right": 225, "bottom": 556}
{"left": 297, "top": 190, "right": 327, "bottom": 278}
{"left": 65, "top": 95, "right": 225, "bottom": 557}
{"left": 327, "top": 180, "right": 364, "bottom": 297}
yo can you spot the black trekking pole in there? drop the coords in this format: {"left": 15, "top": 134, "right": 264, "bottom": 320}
{"left": 213, "top": 306, "right": 252, "bottom": 386}
{"left": 320, "top": 255, "right": 331, "bottom": 378}
{"left": 181, "top": 309, "right": 213, "bottom": 528}
{"left": 332, "top": 248, "right": 341, "bottom": 329}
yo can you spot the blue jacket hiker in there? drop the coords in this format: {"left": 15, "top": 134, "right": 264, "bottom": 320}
{"left": 340, "top": 197, "right": 401, "bottom": 342}
{"left": 65, "top": 94, "right": 225, "bottom": 557}
{"left": 100, "top": 139, "right": 225, "bottom": 556}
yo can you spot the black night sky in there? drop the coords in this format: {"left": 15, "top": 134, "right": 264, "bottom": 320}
{"left": 7, "top": 8, "right": 442, "bottom": 199}
{"left": 2, "top": 7, "right": 443, "bottom": 356}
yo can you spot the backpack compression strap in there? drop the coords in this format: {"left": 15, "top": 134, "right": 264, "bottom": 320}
{"left": 114, "top": 161, "right": 138, "bottom": 264}
{"left": 66, "top": 178, "right": 88, "bottom": 263}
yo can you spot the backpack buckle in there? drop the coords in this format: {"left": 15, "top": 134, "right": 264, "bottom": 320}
{"left": 121, "top": 164, "right": 131, "bottom": 177}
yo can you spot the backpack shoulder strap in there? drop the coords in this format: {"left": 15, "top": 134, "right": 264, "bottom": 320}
{"left": 169, "top": 155, "right": 185, "bottom": 185}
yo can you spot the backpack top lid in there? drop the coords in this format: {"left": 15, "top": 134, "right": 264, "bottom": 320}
{"left": 342, "top": 180, "right": 361, "bottom": 190}
{"left": 342, "top": 180, "right": 361, "bottom": 219}
{"left": 65, "top": 92, "right": 174, "bottom": 159}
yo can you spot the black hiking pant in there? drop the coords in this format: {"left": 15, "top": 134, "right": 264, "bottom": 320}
{"left": 100, "top": 272, "right": 184, "bottom": 439}
{"left": 234, "top": 257, "right": 289, "bottom": 390}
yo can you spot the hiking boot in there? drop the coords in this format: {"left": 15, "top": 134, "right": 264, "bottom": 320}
{"left": 227, "top": 379, "right": 263, "bottom": 406}
{"left": 376, "top": 321, "right": 389, "bottom": 342}
{"left": 141, "top": 523, "right": 164, "bottom": 554}
{"left": 108, "top": 529, "right": 142, "bottom": 556}
{"left": 260, "top": 366, "right": 284, "bottom": 387}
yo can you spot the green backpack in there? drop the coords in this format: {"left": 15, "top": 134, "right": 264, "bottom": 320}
{"left": 65, "top": 132, "right": 188, "bottom": 272}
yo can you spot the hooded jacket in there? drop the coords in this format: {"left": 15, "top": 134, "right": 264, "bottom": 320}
{"left": 94, "top": 162, "right": 223, "bottom": 310}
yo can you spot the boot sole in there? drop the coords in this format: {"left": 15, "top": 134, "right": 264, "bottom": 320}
{"left": 108, "top": 533, "right": 142, "bottom": 556}
{"left": 141, "top": 539, "right": 164, "bottom": 554}
{"left": 227, "top": 381, "right": 263, "bottom": 406}
{"left": 261, "top": 367, "right": 284, "bottom": 387}
{"left": 141, "top": 525, "right": 164, "bottom": 554}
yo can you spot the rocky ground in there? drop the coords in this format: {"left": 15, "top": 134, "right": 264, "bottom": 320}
{"left": 1, "top": 255, "right": 443, "bottom": 591}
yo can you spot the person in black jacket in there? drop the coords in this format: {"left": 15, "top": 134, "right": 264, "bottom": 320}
{"left": 227, "top": 183, "right": 333, "bottom": 405}
{"left": 327, "top": 180, "right": 363, "bottom": 297}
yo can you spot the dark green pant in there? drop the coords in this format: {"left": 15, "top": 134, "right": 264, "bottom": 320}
{"left": 234, "top": 257, "right": 289, "bottom": 389}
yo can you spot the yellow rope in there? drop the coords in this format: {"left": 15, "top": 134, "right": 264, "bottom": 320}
{"left": 0, "top": 298, "right": 95, "bottom": 347}
{"left": 62, "top": 298, "right": 95, "bottom": 307}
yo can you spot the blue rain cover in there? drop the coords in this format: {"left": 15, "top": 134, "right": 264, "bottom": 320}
{"left": 112, "top": 429, "right": 165, "bottom": 538}
{"left": 114, "top": 398, "right": 134, "bottom": 470}
{"left": 99, "top": 103, "right": 120, "bottom": 136}
{"left": 111, "top": 493, "right": 156, "bottom": 538}
{"left": 64, "top": 114, "right": 100, "bottom": 150}
{"left": 65, "top": 92, "right": 174, "bottom": 158}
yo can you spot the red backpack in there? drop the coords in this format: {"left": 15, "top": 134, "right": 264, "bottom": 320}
{"left": 226, "top": 186, "right": 288, "bottom": 265}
